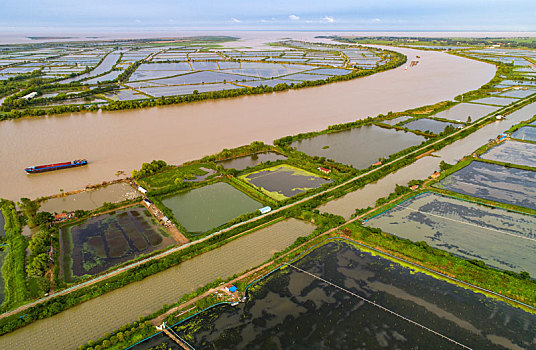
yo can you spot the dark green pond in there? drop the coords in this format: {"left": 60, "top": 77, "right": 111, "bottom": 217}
{"left": 161, "top": 182, "right": 263, "bottom": 233}
{"left": 241, "top": 165, "right": 331, "bottom": 200}
{"left": 402, "top": 118, "right": 463, "bottom": 134}
{"left": 217, "top": 152, "right": 288, "bottom": 171}
{"left": 147, "top": 241, "right": 535, "bottom": 349}
{"left": 61, "top": 207, "right": 173, "bottom": 282}
{"left": 290, "top": 125, "right": 426, "bottom": 169}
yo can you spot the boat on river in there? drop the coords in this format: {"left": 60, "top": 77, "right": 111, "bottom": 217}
{"left": 25, "top": 159, "right": 87, "bottom": 174}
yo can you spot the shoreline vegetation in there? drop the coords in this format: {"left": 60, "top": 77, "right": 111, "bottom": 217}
{"left": 2, "top": 36, "right": 536, "bottom": 348}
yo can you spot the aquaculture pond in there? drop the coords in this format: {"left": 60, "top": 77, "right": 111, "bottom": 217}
{"left": 290, "top": 125, "right": 426, "bottom": 169}
{"left": 401, "top": 118, "right": 463, "bottom": 134}
{"left": 434, "top": 161, "right": 536, "bottom": 210}
{"left": 216, "top": 152, "right": 287, "bottom": 171}
{"left": 470, "top": 96, "right": 517, "bottom": 107}
{"left": 366, "top": 192, "right": 536, "bottom": 275}
{"left": 164, "top": 240, "right": 536, "bottom": 349}
{"left": 379, "top": 115, "right": 412, "bottom": 125}
{"left": 430, "top": 103, "right": 500, "bottom": 122}
{"left": 511, "top": 126, "right": 536, "bottom": 142}
{"left": 161, "top": 182, "right": 263, "bottom": 233}
{"left": 240, "top": 164, "right": 331, "bottom": 201}
{"left": 481, "top": 140, "right": 536, "bottom": 168}
{"left": 38, "top": 182, "right": 139, "bottom": 213}
{"left": 61, "top": 206, "right": 173, "bottom": 282}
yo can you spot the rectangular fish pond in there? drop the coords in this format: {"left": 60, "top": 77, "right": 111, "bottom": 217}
{"left": 132, "top": 240, "right": 536, "bottom": 349}
{"left": 430, "top": 103, "right": 500, "bottom": 122}
{"left": 290, "top": 125, "right": 426, "bottom": 169}
{"left": 216, "top": 152, "right": 287, "bottom": 171}
{"left": 511, "top": 125, "right": 536, "bottom": 142}
{"left": 239, "top": 164, "right": 331, "bottom": 201}
{"left": 401, "top": 118, "right": 463, "bottom": 134}
{"left": 160, "top": 182, "right": 263, "bottom": 234}
{"left": 481, "top": 140, "right": 536, "bottom": 168}
{"left": 365, "top": 191, "right": 536, "bottom": 276}
{"left": 61, "top": 206, "right": 174, "bottom": 282}
{"left": 434, "top": 161, "right": 536, "bottom": 210}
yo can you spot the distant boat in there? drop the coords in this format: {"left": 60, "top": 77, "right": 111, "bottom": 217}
{"left": 25, "top": 159, "right": 87, "bottom": 174}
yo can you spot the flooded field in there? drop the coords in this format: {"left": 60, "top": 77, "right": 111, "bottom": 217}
{"left": 161, "top": 182, "right": 263, "bottom": 233}
{"left": 0, "top": 219, "right": 315, "bottom": 349}
{"left": 38, "top": 182, "right": 139, "bottom": 213}
{"left": 61, "top": 206, "right": 174, "bottom": 282}
{"left": 430, "top": 103, "right": 500, "bottom": 122}
{"left": 512, "top": 126, "right": 536, "bottom": 142}
{"left": 240, "top": 164, "right": 331, "bottom": 201}
{"left": 434, "top": 161, "right": 536, "bottom": 210}
{"left": 366, "top": 192, "right": 536, "bottom": 275}
{"left": 164, "top": 240, "right": 536, "bottom": 350}
{"left": 402, "top": 118, "right": 463, "bottom": 134}
{"left": 217, "top": 152, "right": 287, "bottom": 171}
{"left": 290, "top": 125, "right": 426, "bottom": 169}
{"left": 481, "top": 140, "right": 536, "bottom": 168}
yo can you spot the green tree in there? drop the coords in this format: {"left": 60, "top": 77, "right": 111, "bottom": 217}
{"left": 26, "top": 253, "right": 49, "bottom": 278}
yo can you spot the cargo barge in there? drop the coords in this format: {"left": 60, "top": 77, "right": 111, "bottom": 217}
{"left": 25, "top": 159, "right": 87, "bottom": 174}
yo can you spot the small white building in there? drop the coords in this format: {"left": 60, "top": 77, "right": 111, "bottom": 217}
{"left": 137, "top": 186, "right": 148, "bottom": 194}
{"left": 22, "top": 92, "right": 38, "bottom": 100}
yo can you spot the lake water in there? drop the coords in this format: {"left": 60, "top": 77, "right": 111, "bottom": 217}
{"left": 161, "top": 182, "right": 263, "bottom": 233}
{"left": 290, "top": 125, "right": 426, "bottom": 169}
{"left": 0, "top": 43, "right": 495, "bottom": 200}
{"left": 169, "top": 240, "right": 536, "bottom": 349}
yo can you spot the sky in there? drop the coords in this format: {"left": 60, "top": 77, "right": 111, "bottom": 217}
{"left": 1, "top": 0, "right": 536, "bottom": 32}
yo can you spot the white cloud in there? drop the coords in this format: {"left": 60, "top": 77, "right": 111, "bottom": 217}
{"left": 374, "top": 18, "right": 381, "bottom": 22}
{"left": 231, "top": 18, "right": 241, "bottom": 23}
{"left": 322, "top": 16, "right": 334, "bottom": 23}
{"left": 135, "top": 19, "right": 142, "bottom": 23}
{"left": 289, "top": 14, "right": 300, "bottom": 21}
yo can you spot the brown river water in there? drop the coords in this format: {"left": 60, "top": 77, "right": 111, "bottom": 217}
{"left": 0, "top": 45, "right": 494, "bottom": 200}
